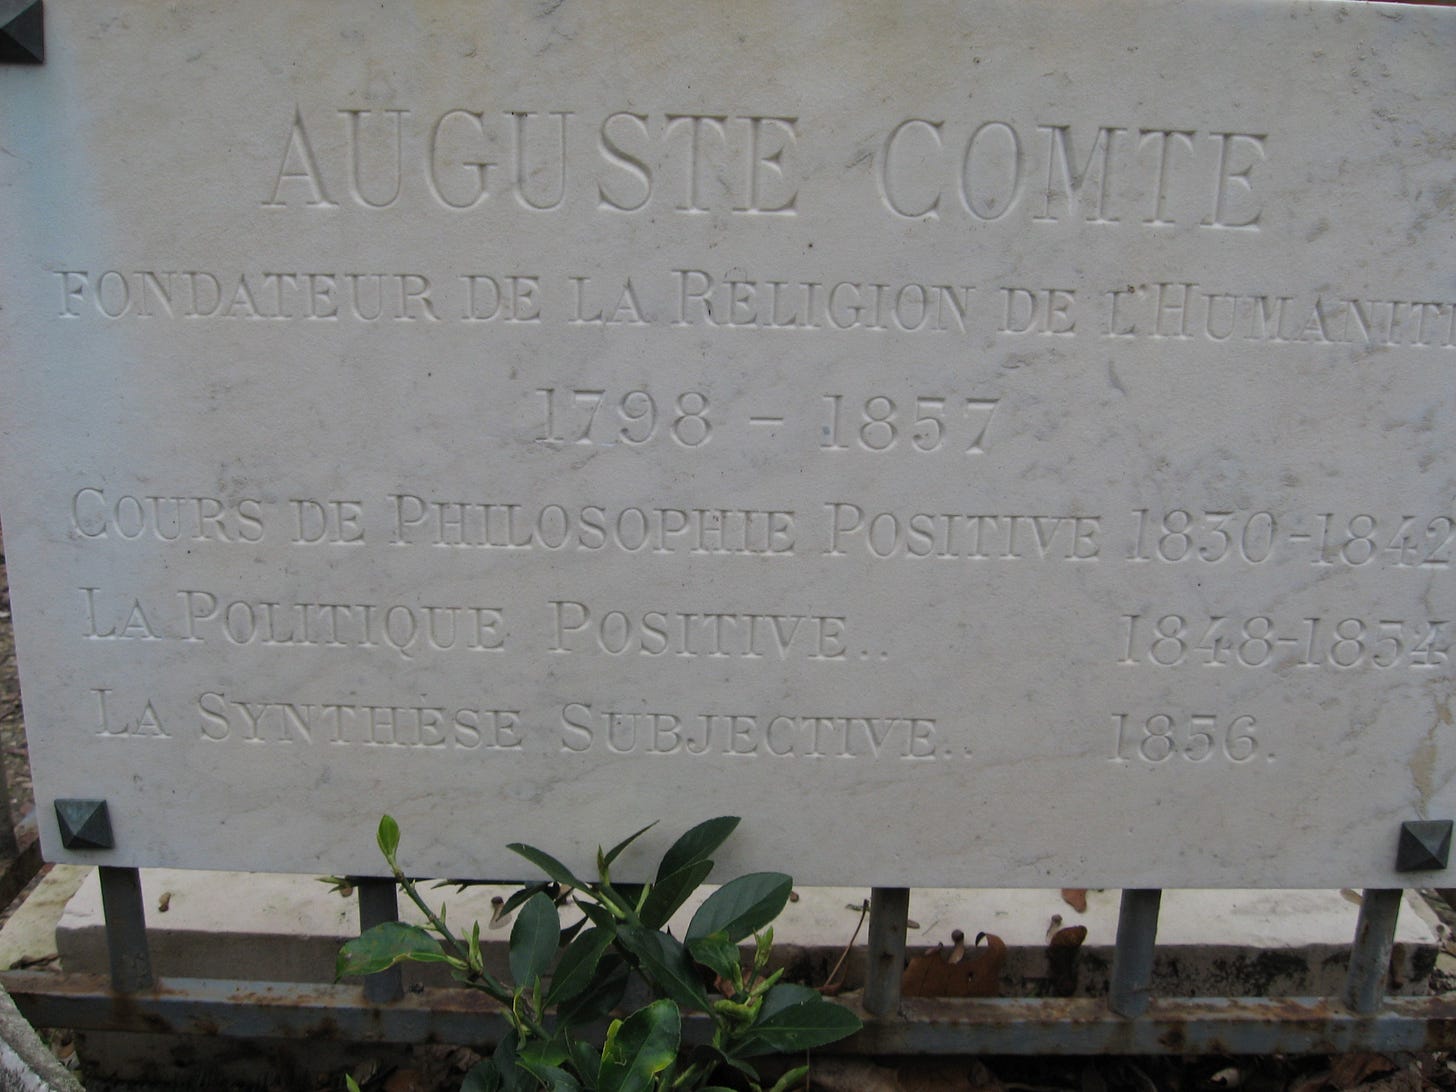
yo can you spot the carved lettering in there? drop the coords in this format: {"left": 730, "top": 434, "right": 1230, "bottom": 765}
{"left": 559, "top": 704, "right": 950, "bottom": 760}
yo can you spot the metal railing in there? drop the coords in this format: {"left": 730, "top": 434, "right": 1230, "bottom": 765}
{"left": 4, "top": 870, "right": 1456, "bottom": 1057}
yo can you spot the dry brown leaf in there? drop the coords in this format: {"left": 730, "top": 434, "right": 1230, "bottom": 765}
{"left": 966, "top": 1060, "right": 1007, "bottom": 1092}
{"left": 1329, "top": 1053, "right": 1397, "bottom": 1089}
{"left": 902, "top": 931, "right": 1006, "bottom": 997}
{"left": 1358, "top": 1073, "right": 1425, "bottom": 1092}
{"left": 1050, "top": 924, "right": 1089, "bottom": 947}
{"left": 1061, "top": 888, "right": 1089, "bottom": 913}
{"left": 8, "top": 952, "right": 58, "bottom": 970}
{"left": 811, "top": 1058, "right": 901, "bottom": 1092}
{"left": 898, "top": 1058, "right": 999, "bottom": 1091}
{"left": 1046, "top": 924, "right": 1089, "bottom": 997}
{"left": 383, "top": 1069, "right": 429, "bottom": 1092}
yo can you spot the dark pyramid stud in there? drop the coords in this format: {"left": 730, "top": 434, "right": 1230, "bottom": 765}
{"left": 55, "top": 798, "right": 113, "bottom": 850}
{"left": 1396, "top": 819, "right": 1452, "bottom": 872}
{"left": 0, "top": 1, "right": 44, "bottom": 65}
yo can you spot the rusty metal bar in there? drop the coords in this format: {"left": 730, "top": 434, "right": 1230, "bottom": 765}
{"left": 7, "top": 972, "right": 1456, "bottom": 1056}
{"left": 1108, "top": 888, "right": 1162, "bottom": 1018}
{"left": 97, "top": 866, "right": 152, "bottom": 993}
{"left": 863, "top": 887, "right": 910, "bottom": 1016}
{"left": 1344, "top": 888, "right": 1402, "bottom": 1015}
{"left": 356, "top": 878, "right": 403, "bottom": 1004}
{"left": 855, "top": 994, "right": 1456, "bottom": 1056}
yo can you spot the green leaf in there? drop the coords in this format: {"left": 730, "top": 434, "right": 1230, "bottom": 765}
{"left": 686, "top": 873, "right": 793, "bottom": 943}
{"left": 520, "top": 1038, "right": 569, "bottom": 1068}
{"left": 510, "top": 892, "right": 561, "bottom": 987}
{"left": 616, "top": 926, "right": 711, "bottom": 1013}
{"left": 736, "top": 985, "right": 862, "bottom": 1057}
{"left": 603, "top": 821, "right": 659, "bottom": 868}
{"left": 559, "top": 918, "right": 586, "bottom": 948}
{"left": 493, "top": 1030, "right": 531, "bottom": 1092}
{"left": 685, "top": 932, "right": 741, "bottom": 985}
{"left": 547, "top": 926, "right": 614, "bottom": 1006}
{"left": 639, "top": 860, "right": 714, "bottom": 930}
{"left": 508, "top": 843, "right": 585, "bottom": 889}
{"left": 756, "top": 982, "right": 819, "bottom": 1020}
{"left": 566, "top": 1035, "right": 600, "bottom": 1083}
{"left": 609, "top": 883, "right": 645, "bottom": 912}
{"left": 460, "top": 1059, "right": 502, "bottom": 1092}
{"left": 766, "top": 1064, "right": 811, "bottom": 1092}
{"left": 709, "top": 1048, "right": 761, "bottom": 1082}
{"left": 752, "top": 927, "right": 774, "bottom": 978}
{"left": 336, "top": 921, "right": 446, "bottom": 980}
{"left": 345, "top": 1077, "right": 363, "bottom": 1092}
{"left": 575, "top": 899, "right": 618, "bottom": 931}
{"left": 377, "top": 814, "right": 401, "bottom": 863}
{"left": 557, "top": 954, "right": 630, "bottom": 1028}
{"left": 519, "top": 1038, "right": 577, "bottom": 1090}
{"left": 597, "top": 999, "right": 681, "bottom": 1092}
{"left": 657, "top": 817, "right": 740, "bottom": 882}
{"left": 500, "top": 881, "right": 552, "bottom": 918}
{"left": 517, "top": 1061, "right": 580, "bottom": 1092}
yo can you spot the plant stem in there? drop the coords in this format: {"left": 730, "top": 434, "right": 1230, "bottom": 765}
{"left": 396, "top": 871, "right": 512, "bottom": 1003}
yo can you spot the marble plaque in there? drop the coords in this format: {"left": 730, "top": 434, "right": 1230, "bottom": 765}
{"left": 0, "top": 1, "right": 1453, "bottom": 886}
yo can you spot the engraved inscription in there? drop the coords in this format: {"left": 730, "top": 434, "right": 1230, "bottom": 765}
{"left": 197, "top": 693, "right": 523, "bottom": 749}
{"left": 1127, "top": 510, "right": 1456, "bottom": 568}
{"left": 559, "top": 705, "right": 952, "bottom": 760}
{"left": 93, "top": 689, "right": 170, "bottom": 739}
{"left": 824, "top": 507, "right": 1101, "bottom": 561}
{"left": 1109, "top": 713, "right": 1265, "bottom": 765}
{"left": 1117, "top": 614, "right": 1449, "bottom": 671}
{"left": 818, "top": 394, "right": 1000, "bottom": 454}
{"left": 388, "top": 496, "right": 797, "bottom": 555}
{"left": 1104, "top": 285, "right": 1456, "bottom": 348}
{"left": 47, "top": 269, "right": 1456, "bottom": 353}
{"left": 80, "top": 587, "right": 507, "bottom": 659}
{"left": 263, "top": 108, "right": 801, "bottom": 216}
{"left": 534, "top": 388, "right": 712, "bottom": 448}
{"left": 547, "top": 602, "right": 848, "bottom": 660}
{"left": 879, "top": 121, "right": 1266, "bottom": 229}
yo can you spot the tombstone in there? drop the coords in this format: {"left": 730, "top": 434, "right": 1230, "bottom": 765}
{"left": 0, "top": 0, "right": 1452, "bottom": 894}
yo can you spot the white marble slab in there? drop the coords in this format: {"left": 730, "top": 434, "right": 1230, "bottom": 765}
{"left": 0, "top": 1, "right": 1453, "bottom": 885}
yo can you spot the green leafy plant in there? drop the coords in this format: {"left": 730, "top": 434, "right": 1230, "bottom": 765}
{"left": 338, "top": 816, "right": 860, "bottom": 1091}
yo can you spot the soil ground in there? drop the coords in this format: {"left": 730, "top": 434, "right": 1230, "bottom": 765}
{"left": 0, "top": 526, "right": 34, "bottom": 831}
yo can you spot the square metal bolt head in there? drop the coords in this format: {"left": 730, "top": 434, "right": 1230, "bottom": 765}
{"left": 55, "top": 798, "right": 113, "bottom": 850}
{"left": 0, "top": 1, "right": 44, "bottom": 65}
{"left": 1397, "top": 819, "right": 1453, "bottom": 872}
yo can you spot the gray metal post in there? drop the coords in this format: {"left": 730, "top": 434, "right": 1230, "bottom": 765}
{"left": 863, "top": 887, "right": 910, "bottom": 1017}
{"left": 1108, "top": 888, "right": 1162, "bottom": 1018}
{"left": 1343, "top": 888, "right": 1402, "bottom": 1014}
{"left": 357, "top": 878, "right": 404, "bottom": 1004}
{"left": 98, "top": 866, "right": 152, "bottom": 993}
